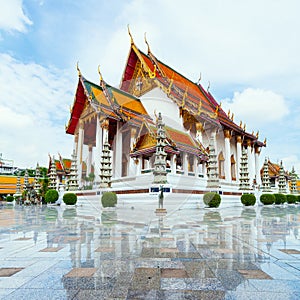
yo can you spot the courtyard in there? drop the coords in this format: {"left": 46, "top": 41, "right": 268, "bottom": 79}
{"left": 0, "top": 198, "right": 300, "bottom": 299}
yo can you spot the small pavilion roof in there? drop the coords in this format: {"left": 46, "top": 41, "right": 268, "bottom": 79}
{"left": 66, "top": 74, "right": 152, "bottom": 135}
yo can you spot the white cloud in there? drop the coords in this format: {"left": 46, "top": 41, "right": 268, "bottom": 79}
{"left": 0, "top": 0, "right": 32, "bottom": 32}
{"left": 222, "top": 88, "right": 289, "bottom": 127}
{"left": 0, "top": 53, "right": 74, "bottom": 168}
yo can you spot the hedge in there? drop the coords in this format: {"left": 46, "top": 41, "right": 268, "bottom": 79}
{"left": 6, "top": 196, "right": 14, "bottom": 202}
{"left": 241, "top": 194, "right": 256, "bottom": 206}
{"left": 260, "top": 194, "right": 275, "bottom": 205}
{"left": 101, "top": 192, "right": 117, "bottom": 208}
{"left": 203, "top": 192, "right": 221, "bottom": 208}
{"left": 286, "top": 194, "right": 297, "bottom": 204}
{"left": 45, "top": 189, "right": 59, "bottom": 204}
{"left": 63, "top": 193, "right": 77, "bottom": 205}
{"left": 273, "top": 193, "right": 286, "bottom": 205}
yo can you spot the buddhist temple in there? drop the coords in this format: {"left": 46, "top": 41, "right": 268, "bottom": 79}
{"left": 65, "top": 31, "right": 266, "bottom": 196}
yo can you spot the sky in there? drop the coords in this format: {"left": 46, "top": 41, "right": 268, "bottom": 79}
{"left": 0, "top": 0, "right": 299, "bottom": 174}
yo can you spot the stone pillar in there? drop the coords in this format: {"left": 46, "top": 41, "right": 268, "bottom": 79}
{"left": 171, "top": 154, "right": 176, "bottom": 174}
{"left": 129, "top": 128, "right": 137, "bottom": 176}
{"left": 254, "top": 146, "right": 261, "bottom": 186}
{"left": 224, "top": 130, "right": 231, "bottom": 182}
{"left": 236, "top": 136, "right": 242, "bottom": 181}
{"left": 77, "top": 120, "right": 84, "bottom": 185}
{"left": 114, "top": 121, "right": 122, "bottom": 178}
{"left": 87, "top": 144, "right": 93, "bottom": 176}
{"left": 94, "top": 115, "right": 103, "bottom": 180}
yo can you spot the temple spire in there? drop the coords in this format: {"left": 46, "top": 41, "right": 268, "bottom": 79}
{"left": 48, "top": 156, "right": 57, "bottom": 190}
{"left": 144, "top": 32, "right": 151, "bottom": 54}
{"left": 290, "top": 166, "right": 297, "bottom": 194}
{"left": 34, "top": 163, "right": 41, "bottom": 194}
{"left": 127, "top": 24, "right": 134, "bottom": 44}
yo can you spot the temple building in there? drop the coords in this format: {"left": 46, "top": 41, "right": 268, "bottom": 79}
{"left": 65, "top": 31, "right": 266, "bottom": 195}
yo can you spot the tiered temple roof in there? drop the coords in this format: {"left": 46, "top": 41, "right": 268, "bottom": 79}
{"left": 120, "top": 35, "right": 265, "bottom": 147}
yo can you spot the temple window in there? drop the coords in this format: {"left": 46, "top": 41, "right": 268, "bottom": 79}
{"left": 218, "top": 151, "right": 225, "bottom": 179}
{"left": 231, "top": 154, "right": 236, "bottom": 181}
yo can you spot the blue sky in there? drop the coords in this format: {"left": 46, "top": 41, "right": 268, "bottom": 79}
{"left": 0, "top": 0, "right": 299, "bottom": 174}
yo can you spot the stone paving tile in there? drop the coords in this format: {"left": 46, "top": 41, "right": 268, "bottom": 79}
{"left": 160, "top": 268, "right": 188, "bottom": 278}
{"left": 279, "top": 249, "right": 300, "bottom": 254}
{"left": 64, "top": 267, "right": 97, "bottom": 277}
{"left": 238, "top": 269, "right": 272, "bottom": 279}
{"left": 39, "top": 247, "right": 63, "bottom": 252}
{"left": 0, "top": 268, "right": 23, "bottom": 277}
{"left": 130, "top": 267, "right": 160, "bottom": 290}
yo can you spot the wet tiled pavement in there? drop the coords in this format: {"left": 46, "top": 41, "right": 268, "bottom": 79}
{"left": 0, "top": 201, "right": 300, "bottom": 299}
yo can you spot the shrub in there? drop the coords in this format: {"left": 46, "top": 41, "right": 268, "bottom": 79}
{"left": 286, "top": 194, "right": 297, "bottom": 204}
{"left": 63, "top": 193, "right": 77, "bottom": 205}
{"left": 273, "top": 193, "right": 286, "bottom": 205}
{"left": 241, "top": 194, "right": 256, "bottom": 206}
{"left": 203, "top": 192, "right": 221, "bottom": 208}
{"left": 260, "top": 194, "right": 275, "bottom": 205}
{"left": 297, "top": 195, "right": 300, "bottom": 203}
{"left": 45, "top": 189, "right": 59, "bottom": 204}
{"left": 6, "top": 196, "right": 14, "bottom": 202}
{"left": 101, "top": 192, "right": 117, "bottom": 208}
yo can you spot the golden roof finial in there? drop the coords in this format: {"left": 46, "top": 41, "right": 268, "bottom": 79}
{"left": 264, "top": 137, "right": 267, "bottom": 145}
{"left": 98, "top": 65, "right": 103, "bottom": 82}
{"left": 256, "top": 130, "right": 259, "bottom": 138}
{"left": 243, "top": 123, "right": 246, "bottom": 131}
{"left": 76, "top": 61, "right": 81, "bottom": 77}
{"left": 144, "top": 32, "right": 151, "bottom": 54}
{"left": 240, "top": 121, "right": 243, "bottom": 127}
{"left": 197, "top": 73, "right": 202, "bottom": 85}
{"left": 231, "top": 113, "right": 234, "bottom": 121}
{"left": 227, "top": 109, "right": 231, "bottom": 118}
{"left": 127, "top": 24, "right": 134, "bottom": 44}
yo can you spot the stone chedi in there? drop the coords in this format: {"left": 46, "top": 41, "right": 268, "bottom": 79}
{"left": 99, "top": 135, "right": 112, "bottom": 188}
{"left": 290, "top": 166, "right": 297, "bottom": 194}
{"left": 262, "top": 158, "right": 271, "bottom": 192}
{"left": 67, "top": 150, "right": 79, "bottom": 191}
{"left": 206, "top": 136, "right": 220, "bottom": 190}
{"left": 153, "top": 112, "right": 168, "bottom": 184}
{"left": 34, "top": 163, "right": 41, "bottom": 194}
{"left": 278, "top": 161, "right": 286, "bottom": 194}
{"left": 239, "top": 148, "right": 250, "bottom": 190}
{"left": 48, "top": 156, "right": 57, "bottom": 190}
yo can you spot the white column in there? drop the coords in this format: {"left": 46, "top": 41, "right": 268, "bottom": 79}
{"left": 224, "top": 130, "right": 231, "bottom": 182}
{"left": 136, "top": 156, "right": 142, "bottom": 176}
{"left": 129, "top": 128, "right": 137, "bottom": 177}
{"left": 87, "top": 144, "right": 93, "bottom": 175}
{"left": 183, "top": 153, "right": 188, "bottom": 175}
{"left": 196, "top": 122, "right": 203, "bottom": 144}
{"left": 94, "top": 115, "right": 103, "bottom": 181}
{"left": 171, "top": 154, "right": 176, "bottom": 174}
{"left": 194, "top": 157, "right": 198, "bottom": 176}
{"left": 114, "top": 122, "right": 122, "bottom": 178}
{"left": 77, "top": 120, "right": 84, "bottom": 185}
{"left": 236, "top": 136, "right": 242, "bottom": 181}
{"left": 255, "top": 146, "right": 261, "bottom": 186}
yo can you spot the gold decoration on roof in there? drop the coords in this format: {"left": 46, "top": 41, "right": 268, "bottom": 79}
{"left": 76, "top": 61, "right": 81, "bottom": 77}
{"left": 264, "top": 138, "right": 267, "bottom": 145}
{"left": 98, "top": 65, "right": 103, "bottom": 82}
{"left": 197, "top": 73, "right": 202, "bottom": 84}
{"left": 148, "top": 65, "right": 156, "bottom": 79}
{"left": 243, "top": 123, "right": 246, "bottom": 131}
{"left": 227, "top": 109, "right": 231, "bottom": 118}
{"left": 144, "top": 32, "right": 151, "bottom": 54}
{"left": 256, "top": 131, "right": 259, "bottom": 138}
{"left": 239, "top": 121, "right": 243, "bottom": 128}
{"left": 127, "top": 24, "right": 134, "bottom": 44}
{"left": 166, "top": 72, "right": 174, "bottom": 94}
{"left": 231, "top": 113, "right": 234, "bottom": 121}
{"left": 197, "top": 99, "right": 202, "bottom": 116}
